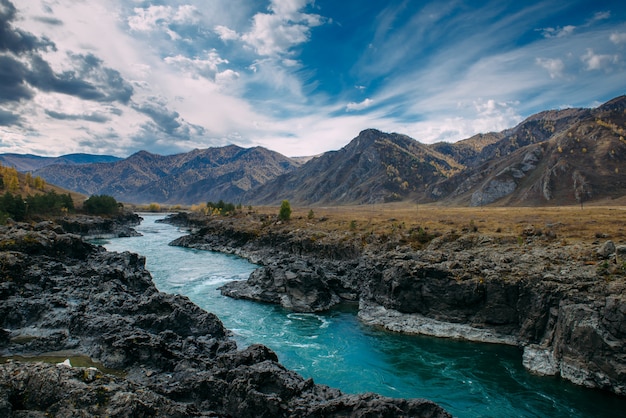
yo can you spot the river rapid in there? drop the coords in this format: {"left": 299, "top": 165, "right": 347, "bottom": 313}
{"left": 98, "top": 214, "right": 625, "bottom": 418}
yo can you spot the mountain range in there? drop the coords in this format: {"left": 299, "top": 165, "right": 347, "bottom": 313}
{"left": 0, "top": 153, "right": 121, "bottom": 172}
{"left": 4, "top": 95, "right": 625, "bottom": 207}
{"left": 31, "top": 146, "right": 299, "bottom": 204}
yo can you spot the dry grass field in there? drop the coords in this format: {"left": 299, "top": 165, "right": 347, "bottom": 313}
{"left": 248, "top": 203, "right": 626, "bottom": 246}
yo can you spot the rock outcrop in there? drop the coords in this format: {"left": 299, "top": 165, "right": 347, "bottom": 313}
{"left": 165, "top": 212, "right": 626, "bottom": 397}
{"left": 56, "top": 211, "right": 142, "bottom": 238}
{"left": 0, "top": 221, "right": 449, "bottom": 417}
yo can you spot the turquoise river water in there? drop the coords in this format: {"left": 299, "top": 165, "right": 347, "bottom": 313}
{"left": 99, "top": 214, "right": 626, "bottom": 417}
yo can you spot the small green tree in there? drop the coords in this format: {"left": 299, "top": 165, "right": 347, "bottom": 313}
{"left": 278, "top": 200, "right": 291, "bottom": 221}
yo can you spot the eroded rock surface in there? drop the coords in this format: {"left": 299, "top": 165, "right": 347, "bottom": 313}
{"left": 165, "top": 211, "right": 626, "bottom": 396}
{"left": 57, "top": 211, "right": 142, "bottom": 238}
{"left": 0, "top": 221, "right": 449, "bottom": 417}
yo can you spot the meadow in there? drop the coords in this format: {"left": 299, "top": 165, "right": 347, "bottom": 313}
{"left": 249, "top": 203, "right": 626, "bottom": 246}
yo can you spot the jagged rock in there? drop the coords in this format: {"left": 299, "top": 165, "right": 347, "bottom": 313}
{"left": 522, "top": 345, "right": 559, "bottom": 376}
{"left": 470, "top": 178, "right": 517, "bottom": 206}
{"left": 598, "top": 240, "right": 616, "bottom": 259}
{"left": 57, "top": 211, "right": 142, "bottom": 239}
{"left": 0, "top": 223, "right": 450, "bottom": 417}
{"left": 163, "top": 212, "right": 626, "bottom": 397}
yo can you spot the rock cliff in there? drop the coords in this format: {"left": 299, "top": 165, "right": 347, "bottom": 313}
{"left": 0, "top": 221, "right": 449, "bottom": 417}
{"left": 56, "top": 211, "right": 143, "bottom": 238}
{"left": 165, "top": 212, "right": 626, "bottom": 397}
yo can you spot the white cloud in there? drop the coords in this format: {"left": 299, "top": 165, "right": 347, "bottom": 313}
{"left": 539, "top": 25, "right": 576, "bottom": 38}
{"left": 536, "top": 57, "right": 565, "bottom": 78}
{"left": 215, "top": 69, "right": 240, "bottom": 85}
{"left": 282, "top": 58, "right": 300, "bottom": 67}
{"left": 164, "top": 50, "right": 229, "bottom": 79}
{"left": 581, "top": 48, "right": 618, "bottom": 71}
{"left": 240, "top": 0, "right": 323, "bottom": 57}
{"left": 590, "top": 11, "right": 611, "bottom": 23}
{"left": 173, "top": 5, "right": 199, "bottom": 24}
{"left": 610, "top": 32, "right": 626, "bottom": 45}
{"left": 128, "top": 6, "right": 172, "bottom": 32}
{"left": 215, "top": 25, "right": 240, "bottom": 41}
{"left": 269, "top": 0, "right": 308, "bottom": 19}
{"left": 127, "top": 5, "right": 199, "bottom": 39}
{"left": 346, "top": 98, "right": 374, "bottom": 111}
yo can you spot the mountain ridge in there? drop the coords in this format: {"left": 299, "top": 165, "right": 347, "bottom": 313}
{"left": 431, "top": 95, "right": 626, "bottom": 206}
{"left": 244, "top": 129, "right": 463, "bottom": 205}
{"left": 34, "top": 145, "right": 301, "bottom": 205}
{"left": 19, "top": 95, "right": 626, "bottom": 206}
{"left": 0, "top": 153, "right": 122, "bottom": 172}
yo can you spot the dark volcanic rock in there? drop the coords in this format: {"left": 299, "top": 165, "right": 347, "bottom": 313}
{"left": 0, "top": 222, "right": 450, "bottom": 417}
{"left": 163, "top": 212, "right": 626, "bottom": 397}
{"left": 57, "top": 211, "right": 142, "bottom": 238}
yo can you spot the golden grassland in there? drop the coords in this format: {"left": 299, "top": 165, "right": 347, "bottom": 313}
{"left": 243, "top": 203, "right": 626, "bottom": 246}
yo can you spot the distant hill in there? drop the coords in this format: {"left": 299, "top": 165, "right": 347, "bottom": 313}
{"left": 430, "top": 95, "right": 626, "bottom": 206}
{"left": 0, "top": 153, "right": 121, "bottom": 172}
{"left": 244, "top": 129, "right": 463, "bottom": 205}
{"left": 34, "top": 145, "right": 301, "bottom": 205}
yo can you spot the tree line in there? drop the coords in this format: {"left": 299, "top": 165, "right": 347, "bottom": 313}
{"left": 0, "top": 191, "right": 74, "bottom": 223}
{"left": 0, "top": 192, "right": 122, "bottom": 224}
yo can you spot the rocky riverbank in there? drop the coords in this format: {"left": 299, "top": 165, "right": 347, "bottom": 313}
{"left": 164, "top": 211, "right": 626, "bottom": 397}
{"left": 56, "top": 210, "right": 143, "bottom": 239}
{"left": 0, "top": 220, "right": 449, "bottom": 417}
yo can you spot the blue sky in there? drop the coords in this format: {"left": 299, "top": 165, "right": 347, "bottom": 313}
{"left": 1, "top": 0, "right": 625, "bottom": 157}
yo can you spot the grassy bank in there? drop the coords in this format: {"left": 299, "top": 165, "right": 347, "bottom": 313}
{"left": 228, "top": 204, "right": 626, "bottom": 247}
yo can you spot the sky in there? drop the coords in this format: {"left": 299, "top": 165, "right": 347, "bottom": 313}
{"left": 1, "top": 0, "right": 625, "bottom": 158}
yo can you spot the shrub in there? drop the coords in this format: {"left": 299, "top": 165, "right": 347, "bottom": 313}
{"left": 0, "top": 192, "right": 26, "bottom": 222}
{"left": 83, "top": 194, "right": 121, "bottom": 215}
{"left": 278, "top": 200, "right": 291, "bottom": 221}
{"left": 207, "top": 200, "right": 236, "bottom": 215}
{"left": 26, "top": 191, "right": 74, "bottom": 216}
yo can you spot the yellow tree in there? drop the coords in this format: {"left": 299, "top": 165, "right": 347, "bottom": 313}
{"left": 2, "top": 167, "right": 20, "bottom": 193}
{"left": 33, "top": 176, "right": 46, "bottom": 190}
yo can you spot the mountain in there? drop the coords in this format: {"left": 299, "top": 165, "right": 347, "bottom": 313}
{"left": 244, "top": 129, "right": 463, "bottom": 205}
{"left": 432, "top": 107, "right": 591, "bottom": 169}
{"left": 430, "top": 132, "right": 504, "bottom": 168}
{"left": 246, "top": 96, "right": 626, "bottom": 207}
{"left": 21, "top": 96, "right": 626, "bottom": 207}
{"left": 0, "top": 153, "right": 121, "bottom": 172}
{"left": 34, "top": 145, "right": 300, "bottom": 205}
{"left": 430, "top": 95, "right": 626, "bottom": 206}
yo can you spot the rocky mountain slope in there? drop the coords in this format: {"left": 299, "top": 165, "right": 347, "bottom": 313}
{"left": 430, "top": 96, "right": 626, "bottom": 206}
{"left": 246, "top": 96, "right": 626, "bottom": 206}
{"left": 34, "top": 145, "right": 300, "bottom": 205}
{"left": 245, "top": 129, "right": 463, "bottom": 205}
{"left": 0, "top": 153, "right": 121, "bottom": 172}
{"left": 0, "top": 221, "right": 448, "bottom": 417}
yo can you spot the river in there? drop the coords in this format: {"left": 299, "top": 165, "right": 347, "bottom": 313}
{"left": 98, "top": 214, "right": 625, "bottom": 417}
